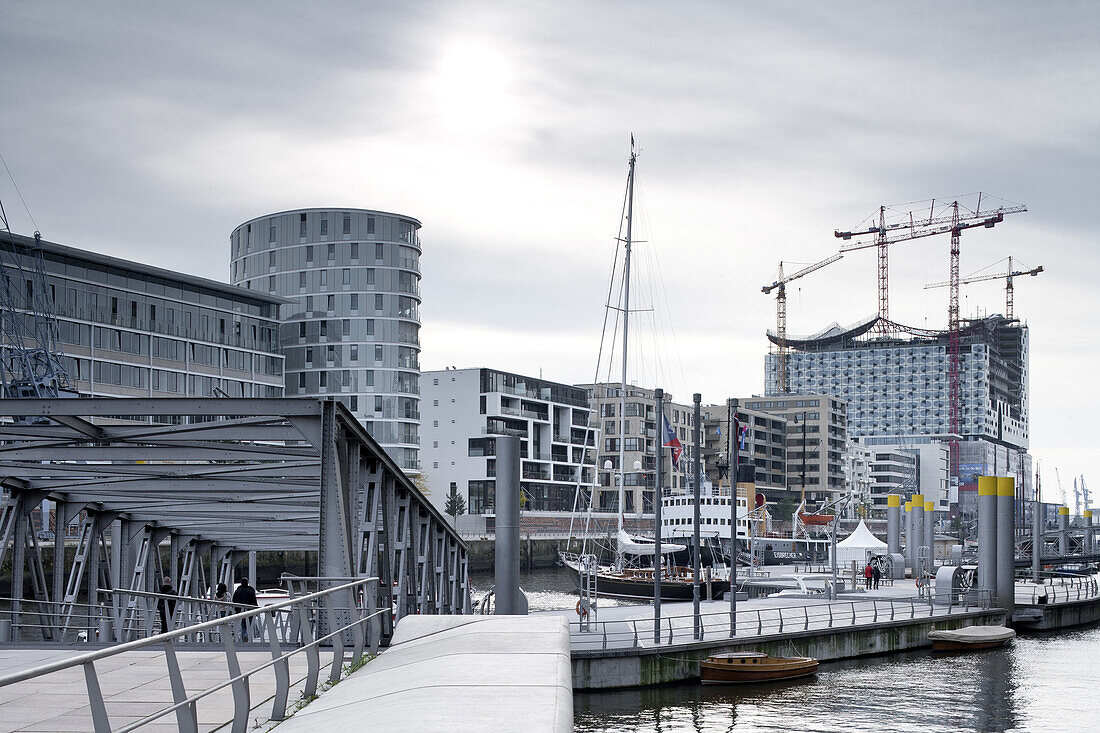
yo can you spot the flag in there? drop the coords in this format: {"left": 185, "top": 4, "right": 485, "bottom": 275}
{"left": 716, "top": 423, "right": 721, "bottom": 436}
{"left": 739, "top": 423, "right": 749, "bottom": 451}
{"left": 662, "top": 414, "right": 683, "bottom": 468}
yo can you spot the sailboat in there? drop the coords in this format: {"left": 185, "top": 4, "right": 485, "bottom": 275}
{"left": 559, "top": 141, "right": 741, "bottom": 601}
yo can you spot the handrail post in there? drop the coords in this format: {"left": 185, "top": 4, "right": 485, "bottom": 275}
{"left": 266, "top": 611, "right": 291, "bottom": 721}
{"left": 804, "top": 605, "right": 809, "bottom": 631}
{"left": 83, "top": 661, "right": 113, "bottom": 733}
{"left": 163, "top": 641, "right": 199, "bottom": 733}
{"left": 325, "top": 594, "right": 344, "bottom": 685}
{"left": 220, "top": 623, "right": 251, "bottom": 733}
{"left": 297, "top": 604, "right": 321, "bottom": 699}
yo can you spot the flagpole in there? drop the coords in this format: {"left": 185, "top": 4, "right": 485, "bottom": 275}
{"left": 729, "top": 397, "right": 738, "bottom": 636}
{"left": 653, "top": 388, "right": 664, "bottom": 643}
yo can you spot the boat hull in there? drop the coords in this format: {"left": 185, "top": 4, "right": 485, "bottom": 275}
{"left": 930, "top": 639, "right": 1010, "bottom": 652}
{"left": 700, "top": 656, "right": 818, "bottom": 684}
{"left": 562, "top": 561, "right": 729, "bottom": 601}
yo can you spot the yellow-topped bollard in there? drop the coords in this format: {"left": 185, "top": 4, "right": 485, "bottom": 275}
{"left": 977, "top": 476, "right": 998, "bottom": 598}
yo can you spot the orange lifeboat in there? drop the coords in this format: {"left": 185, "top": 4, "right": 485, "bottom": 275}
{"left": 798, "top": 512, "right": 835, "bottom": 526}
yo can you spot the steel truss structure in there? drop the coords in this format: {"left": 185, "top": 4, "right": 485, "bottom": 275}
{"left": 0, "top": 398, "right": 469, "bottom": 643}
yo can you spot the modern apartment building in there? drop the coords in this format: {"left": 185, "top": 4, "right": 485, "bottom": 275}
{"left": 765, "top": 314, "right": 1032, "bottom": 506}
{"left": 739, "top": 394, "right": 848, "bottom": 505}
{"left": 230, "top": 208, "right": 422, "bottom": 471}
{"left": 3, "top": 232, "right": 284, "bottom": 403}
{"left": 855, "top": 435, "right": 951, "bottom": 513}
{"left": 701, "top": 402, "right": 788, "bottom": 499}
{"left": 420, "top": 368, "right": 597, "bottom": 515}
{"left": 578, "top": 384, "right": 698, "bottom": 515}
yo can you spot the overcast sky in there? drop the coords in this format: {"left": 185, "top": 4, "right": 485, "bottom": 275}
{"left": 2, "top": 2, "right": 1097, "bottom": 500}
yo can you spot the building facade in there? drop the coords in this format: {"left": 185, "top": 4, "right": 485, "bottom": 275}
{"left": 3, "top": 232, "right": 284, "bottom": 403}
{"left": 230, "top": 208, "right": 422, "bottom": 471}
{"left": 420, "top": 368, "right": 596, "bottom": 515}
{"left": 701, "top": 402, "right": 788, "bottom": 499}
{"left": 578, "top": 384, "right": 698, "bottom": 515}
{"left": 765, "top": 315, "right": 1032, "bottom": 506}
{"left": 739, "top": 394, "right": 848, "bottom": 505}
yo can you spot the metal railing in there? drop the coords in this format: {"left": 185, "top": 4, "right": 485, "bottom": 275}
{"left": 1017, "top": 575, "right": 1100, "bottom": 605}
{"left": 571, "top": 590, "right": 994, "bottom": 651}
{"left": 0, "top": 577, "right": 382, "bottom": 733}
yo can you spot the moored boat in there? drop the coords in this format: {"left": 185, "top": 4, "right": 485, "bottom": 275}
{"left": 927, "top": 625, "right": 1016, "bottom": 652}
{"left": 700, "top": 651, "right": 819, "bottom": 684}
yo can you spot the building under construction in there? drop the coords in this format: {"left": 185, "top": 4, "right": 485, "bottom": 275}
{"left": 764, "top": 314, "right": 1032, "bottom": 513}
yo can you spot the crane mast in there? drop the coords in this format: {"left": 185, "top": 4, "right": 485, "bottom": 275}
{"left": 762, "top": 253, "right": 843, "bottom": 393}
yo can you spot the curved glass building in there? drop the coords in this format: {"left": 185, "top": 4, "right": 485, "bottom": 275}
{"left": 230, "top": 208, "right": 422, "bottom": 471}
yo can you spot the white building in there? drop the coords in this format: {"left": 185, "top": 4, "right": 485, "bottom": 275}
{"left": 856, "top": 435, "right": 951, "bottom": 513}
{"left": 420, "top": 368, "right": 597, "bottom": 516}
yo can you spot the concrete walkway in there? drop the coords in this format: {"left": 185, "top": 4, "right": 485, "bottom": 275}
{"left": 273, "top": 615, "right": 572, "bottom": 733}
{"left": 0, "top": 648, "right": 313, "bottom": 733}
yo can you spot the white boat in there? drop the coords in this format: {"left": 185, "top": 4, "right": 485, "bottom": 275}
{"left": 927, "top": 625, "right": 1016, "bottom": 651}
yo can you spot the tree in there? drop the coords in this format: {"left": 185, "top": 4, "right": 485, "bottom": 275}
{"left": 412, "top": 472, "right": 431, "bottom": 497}
{"left": 445, "top": 484, "right": 467, "bottom": 521}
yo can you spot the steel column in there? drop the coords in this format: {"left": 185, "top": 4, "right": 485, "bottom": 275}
{"left": 996, "top": 477, "right": 1015, "bottom": 615}
{"left": 494, "top": 435, "right": 521, "bottom": 615}
{"left": 978, "top": 476, "right": 998, "bottom": 598}
{"left": 886, "top": 494, "right": 900, "bottom": 556}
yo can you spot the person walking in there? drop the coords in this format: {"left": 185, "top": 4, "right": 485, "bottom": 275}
{"left": 232, "top": 578, "right": 258, "bottom": 641}
{"left": 872, "top": 563, "right": 881, "bottom": 590}
{"left": 158, "top": 576, "right": 176, "bottom": 634}
{"left": 863, "top": 562, "right": 873, "bottom": 590}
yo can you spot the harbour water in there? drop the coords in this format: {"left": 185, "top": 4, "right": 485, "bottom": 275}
{"left": 574, "top": 622, "right": 1100, "bottom": 732}
{"left": 480, "top": 566, "right": 1099, "bottom": 732}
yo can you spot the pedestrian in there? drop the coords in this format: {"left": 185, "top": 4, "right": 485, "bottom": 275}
{"left": 158, "top": 576, "right": 176, "bottom": 634}
{"left": 863, "top": 562, "right": 873, "bottom": 590}
{"left": 214, "top": 582, "right": 229, "bottom": 603}
{"left": 232, "top": 577, "right": 258, "bottom": 641}
{"left": 872, "top": 564, "right": 881, "bottom": 590}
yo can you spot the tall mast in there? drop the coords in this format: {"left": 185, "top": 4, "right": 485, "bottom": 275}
{"left": 619, "top": 141, "right": 636, "bottom": 533}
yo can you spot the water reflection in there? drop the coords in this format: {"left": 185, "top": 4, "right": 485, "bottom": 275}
{"left": 575, "top": 625, "right": 1100, "bottom": 732}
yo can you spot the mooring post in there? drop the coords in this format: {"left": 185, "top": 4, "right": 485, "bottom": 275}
{"left": 494, "top": 435, "right": 522, "bottom": 615}
{"left": 996, "top": 476, "right": 1016, "bottom": 617}
{"left": 978, "top": 476, "right": 998, "bottom": 600}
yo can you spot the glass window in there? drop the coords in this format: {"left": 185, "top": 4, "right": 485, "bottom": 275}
{"left": 367, "top": 217, "right": 375, "bottom": 234}
{"left": 320, "top": 218, "right": 328, "bottom": 236}
{"left": 299, "top": 272, "right": 307, "bottom": 289}
{"left": 350, "top": 293, "right": 359, "bottom": 310}
{"left": 342, "top": 215, "right": 351, "bottom": 235}
{"left": 342, "top": 319, "right": 350, "bottom": 336}
{"left": 320, "top": 270, "right": 327, "bottom": 286}
{"left": 327, "top": 243, "right": 335, "bottom": 261}
{"left": 298, "top": 373, "right": 305, "bottom": 388}
{"left": 375, "top": 243, "right": 384, "bottom": 260}
{"left": 350, "top": 243, "right": 359, "bottom": 260}
{"left": 320, "top": 371, "right": 327, "bottom": 387}
{"left": 366, "top": 269, "right": 375, "bottom": 285}
{"left": 269, "top": 251, "right": 276, "bottom": 268}
{"left": 350, "top": 344, "right": 358, "bottom": 361}
{"left": 375, "top": 345, "right": 383, "bottom": 361}
{"left": 364, "top": 370, "right": 374, "bottom": 386}
{"left": 268, "top": 275, "right": 275, "bottom": 292}
{"left": 298, "top": 322, "right": 306, "bottom": 338}
{"left": 299, "top": 213, "right": 307, "bottom": 238}
{"left": 306, "top": 296, "right": 314, "bottom": 311}
{"left": 327, "top": 295, "right": 335, "bottom": 311}
{"left": 375, "top": 294, "right": 383, "bottom": 311}
{"left": 306, "top": 246, "right": 314, "bottom": 262}
{"left": 365, "top": 319, "right": 374, "bottom": 335}
{"left": 269, "top": 226, "right": 276, "bottom": 243}
{"left": 342, "top": 268, "right": 350, "bottom": 285}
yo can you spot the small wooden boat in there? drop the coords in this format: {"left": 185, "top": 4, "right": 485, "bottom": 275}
{"left": 798, "top": 512, "right": 835, "bottom": 526}
{"left": 700, "top": 651, "right": 818, "bottom": 684}
{"left": 927, "top": 625, "right": 1016, "bottom": 652}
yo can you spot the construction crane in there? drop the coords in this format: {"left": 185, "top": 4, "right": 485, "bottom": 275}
{"left": 1055, "top": 467, "right": 1067, "bottom": 507}
{"left": 836, "top": 195, "right": 1025, "bottom": 486}
{"left": 761, "top": 253, "right": 843, "bottom": 393}
{"left": 924, "top": 256, "right": 1043, "bottom": 319}
{"left": 0, "top": 199, "right": 72, "bottom": 403}
{"left": 835, "top": 197, "right": 1027, "bottom": 335}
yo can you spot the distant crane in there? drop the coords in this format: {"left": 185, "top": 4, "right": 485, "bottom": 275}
{"left": 1055, "top": 467, "right": 1067, "bottom": 507}
{"left": 836, "top": 195, "right": 1026, "bottom": 486}
{"left": 924, "top": 256, "right": 1043, "bottom": 319}
{"left": 761, "top": 253, "right": 843, "bottom": 393}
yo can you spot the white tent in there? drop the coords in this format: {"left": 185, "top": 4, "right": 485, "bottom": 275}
{"left": 831, "top": 519, "right": 888, "bottom": 568}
